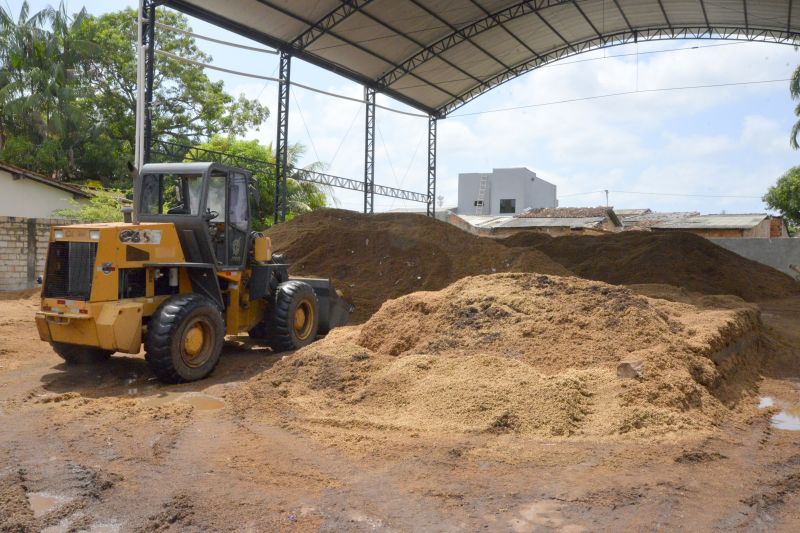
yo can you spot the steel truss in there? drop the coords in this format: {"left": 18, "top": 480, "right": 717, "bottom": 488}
{"left": 151, "top": 140, "right": 430, "bottom": 204}
{"left": 427, "top": 116, "right": 437, "bottom": 217}
{"left": 274, "top": 51, "right": 291, "bottom": 223}
{"left": 443, "top": 26, "right": 800, "bottom": 114}
{"left": 364, "top": 87, "right": 376, "bottom": 214}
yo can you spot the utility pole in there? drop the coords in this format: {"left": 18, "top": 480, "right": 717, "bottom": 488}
{"left": 604, "top": 189, "right": 609, "bottom": 207}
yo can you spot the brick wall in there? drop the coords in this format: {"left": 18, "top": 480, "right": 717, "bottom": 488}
{"left": 0, "top": 216, "right": 76, "bottom": 291}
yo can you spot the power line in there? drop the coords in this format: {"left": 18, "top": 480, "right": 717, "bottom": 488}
{"left": 155, "top": 49, "right": 427, "bottom": 118}
{"left": 560, "top": 189, "right": 762, "bottom": 199}
{"left": 450, "top": 77, "right": 792, "bottom": 117}
{"left": 156, "top": 22, "right": 278, "bottom": 54}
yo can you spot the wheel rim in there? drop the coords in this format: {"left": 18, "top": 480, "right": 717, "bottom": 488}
{"left": 181, "top": 318, "right": 214, "bottom": 368}
{"left": 293, "top": 300, "right": 314, "bottom": 341}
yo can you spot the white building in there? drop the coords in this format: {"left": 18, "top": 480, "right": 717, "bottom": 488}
{"left": 457, "top": 167, "right": 557, "bottom": 216}
{"left": 0, "top": 161, "right": 91, "bottom": 218}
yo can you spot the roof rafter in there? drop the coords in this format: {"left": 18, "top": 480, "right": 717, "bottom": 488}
{"left": 790, "top": 0, "right": 794, "bottom": 32}
{"left": 743, "top": 0, "right": 749, "bottom": 31}
{"left": 353, "top": 5, "right": 487, "bottom": 87}
{"left": 612, "top": 0, "right": 634, "bottom": 32}
{"left": 403, "top": 0, "right": 512, "bottom": 73}
{"left": 253, "top": 0, "right": 459, "bottom": 100}
{"left": 291, "top": 0, "right": 376, "bottom": 50}
{"left": 467, "top": 0, "right": 543, "bottom": 63}
{"left": 377, "top": 0, "right": 569, "bottom": 87}
{"left": 656, "top": 0, "right": 672, "bottom": 30}
{"left": 571, "top": 0, "right": 602, "bottom": 38}
{"left": 698, "top": 0, "right": 711, "bottom": 28}
{"left": 535, "top": 10, "right": 578, "bottom": 54}
{"left": 444, "top": 25, "right": 800, "bottom": 115}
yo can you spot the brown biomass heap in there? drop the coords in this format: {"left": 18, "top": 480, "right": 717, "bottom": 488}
{"left": 499, "top": 231, "right": 799, "bottom": 301}
{"left": 239, "top": 273, "right": 763, "bottom": 441}
{"left": 265, "top": 209, "right": 570, "bottom": 322}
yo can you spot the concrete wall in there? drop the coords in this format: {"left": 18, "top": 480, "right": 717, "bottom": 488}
{"left": 457, "top": 168, "right": 557, "bottom": 216}
{"left": 0, "top": 170, "right": 89, "bottom": 218}
{"left": 710, "top": 238, "right": 800, "bottom": 279}
{"left": 0, "top": 216, "right": 75, "bottom": 291}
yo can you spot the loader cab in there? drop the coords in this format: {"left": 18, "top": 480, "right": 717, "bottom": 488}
{"left": 137, "top": 162, "right": 253, "bottom": 270}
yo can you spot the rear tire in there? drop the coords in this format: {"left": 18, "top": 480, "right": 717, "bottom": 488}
{"left": 254, "top": 281, "right": 319, "bottom": 353}
{"left": 144, "top": 294, "right": 224, "bottom": 384}
{"left": 51, "top": 342, "right": 113, "bottom": 365}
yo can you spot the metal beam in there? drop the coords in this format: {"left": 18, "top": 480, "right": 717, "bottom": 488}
{"left": 355, "top": 6, "right": 488, "bottom": 88}
{"left": 291, "top": 0, "right": 376, "bottom": 50}
{"left": 426, "top": 115, "right": 437, "bottom": 217}
{"left": 656, "top": 0, "right": 672, "bottom": 30}
{"left": 468, "top": 0, "right": 543, "bottom": 60}
{"left": 143, "top": 0, "right": 157, "bottom": 163}
{"left": 404, "top": 0, "right": 512, "bottom": 73}
{"left": 377, "top": 1, "right": 568, "bottom": 88}
{"left": 790, "top": 0, "right": 794, "bottom": 33}
{"left": 152, "top": 140, "right": 429, "bottom": 203}
{"left": 743, "top": 0, "right": 749, "bottom": 31}
{"left": 698, "top": 0, "right": 710, "bottom": 28}
{"left": 274, "top": 52, "right": 290, "bottom": 223}
{"left": 165, "top": 0, "right": 440, "bottom": 115}
{"left": 612, "top": 0, "right": 634, "bottom": 33}
{"left": 364, "top": 87, "right": 376, "bottom": 214}
{"left": 571, "top": 1, "right": 602, "bottom": 38}
{"left": 443, "top": 26, "right": 800, "bottom": 115}
{"left": 254, "top": 0, "right": 459, "bottom": 101}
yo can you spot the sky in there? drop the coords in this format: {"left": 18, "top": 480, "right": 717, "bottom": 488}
{"left": 9, "top": 0, "right": 800, "bottom": 214}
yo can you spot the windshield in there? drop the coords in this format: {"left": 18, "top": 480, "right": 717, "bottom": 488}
{"left": 140, "top": 174, "right": 203, "bottom": 215}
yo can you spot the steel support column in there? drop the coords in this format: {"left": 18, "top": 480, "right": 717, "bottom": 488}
{"left": 143, "top": 0, "right": 156, "bottom": 163}
{"left": 274, "top": 51, "right": 291, "bottom": 223}
{"left": 426, "top": 115, "right": 437, "bottom": 217}
{"left": 364, "top": 87, "right": 376, "bottom": 214}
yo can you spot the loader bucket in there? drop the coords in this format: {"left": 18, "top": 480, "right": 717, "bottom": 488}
{"left": 292, "top": 277, "right": 354, "bottom": 334}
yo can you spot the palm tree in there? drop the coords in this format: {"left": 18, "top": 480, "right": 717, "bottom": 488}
{"left": 790, "top": 64, "right": 800, "bottom": 149}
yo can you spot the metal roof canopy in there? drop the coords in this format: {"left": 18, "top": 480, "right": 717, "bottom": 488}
{"left": 165, "top": 0, "right": 800, "bottom": 117}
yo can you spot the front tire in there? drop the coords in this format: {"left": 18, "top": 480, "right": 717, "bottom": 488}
{"left": 258, "top": 281, "right": 319, "bottom": 353}
{"left": 144, "top": 294, "right": 225, "bottom": 383}
{"left": 51, "top": 342, "right": 113, "bottom": 365}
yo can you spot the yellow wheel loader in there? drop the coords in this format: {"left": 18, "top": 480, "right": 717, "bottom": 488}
{"left": 35, "top": 162, "right": 352, "bottom": 383}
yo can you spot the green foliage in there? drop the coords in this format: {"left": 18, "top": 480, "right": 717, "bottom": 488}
{"left": 54, "top": 189, "right": 128, "bottom": 222}
{"left": 0, "top": 2, "right": 269, "bottom": 185}
{"left": 763, "top": 166, "right": 800, "bottom": 231}
{"left": 189, "top": 136, "right": 327, "bottom": 228}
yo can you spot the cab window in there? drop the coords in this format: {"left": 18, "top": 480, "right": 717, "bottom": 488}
{"left": 140, "top": 174, "right": 202, "bottom": 215}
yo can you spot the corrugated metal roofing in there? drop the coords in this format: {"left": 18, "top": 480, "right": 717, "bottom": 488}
{"left": 458, "top": 213, "right": 607, "bottom": 228}
{"left": 166, "top": 0, "right": 800, "bottom": 115}
{"left": 653, "top": 213, "right": 768, "bottom": 230}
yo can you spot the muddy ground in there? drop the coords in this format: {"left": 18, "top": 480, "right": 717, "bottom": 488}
{"left": 1, "top": 291, "right": 799, "bottom": 532}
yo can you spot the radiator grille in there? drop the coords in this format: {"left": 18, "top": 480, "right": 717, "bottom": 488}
{"left": 43, "top": 241, "right": 97, "bottom": 300}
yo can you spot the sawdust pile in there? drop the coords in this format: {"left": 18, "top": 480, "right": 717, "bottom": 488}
{"left": 237, "top": 273, "right": 763, "bottom": 440}
{"left": 499, "top": 231, "right": 799, "bottom": 302}
{"left": 265, "top": 209, "right": 570, "bottom": 322}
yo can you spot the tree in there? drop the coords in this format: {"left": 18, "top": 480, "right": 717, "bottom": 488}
{"left": 188, "top": 136, "right": 327, "bottom": 227}
{"left": 0, "top": 2, "right": 269, "bottom": 185}
{"left": 54, "top": 189, "right": 127, "bottom": 222}
{"left": 763, "top": 166, "right": 800, "bottom": 233}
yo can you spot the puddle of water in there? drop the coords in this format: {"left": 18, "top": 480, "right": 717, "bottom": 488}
{"left": 27, "top": 492, "right": 71, "bottom": 518}
{"left": 772, "top": 405, "right": 800, "bottom": 431}
{"left": 141, "top": 392, "right": 225, "bottom": 411}
{"left": 758, "top": 396, "right": 775, "bottom": 408}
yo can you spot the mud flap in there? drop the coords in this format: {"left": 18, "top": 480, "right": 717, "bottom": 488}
{"left": 290, "top": 277, "right": 353, "bottom": 334}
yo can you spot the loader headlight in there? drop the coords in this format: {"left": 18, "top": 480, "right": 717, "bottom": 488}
{"left": 53, "top": 230, "right": 64, "bottom": 239}
{"left": 89, "top": 230, "right": 100, "bottom": 240}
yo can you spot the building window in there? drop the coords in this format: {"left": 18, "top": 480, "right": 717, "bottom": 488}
{"left": 499, "top": 199, "right": 516, "bottom": 214}
{"left": 474, "top": 200, "right": 484, "bottom": 207}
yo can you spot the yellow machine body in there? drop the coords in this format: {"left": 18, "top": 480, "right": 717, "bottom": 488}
{"left": 35, "top": 221, "right": 267, "bottom": 353}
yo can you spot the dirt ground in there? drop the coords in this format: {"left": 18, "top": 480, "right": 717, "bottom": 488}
{"left": 1, "top": 284, "right": 800, "bottom": 531}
